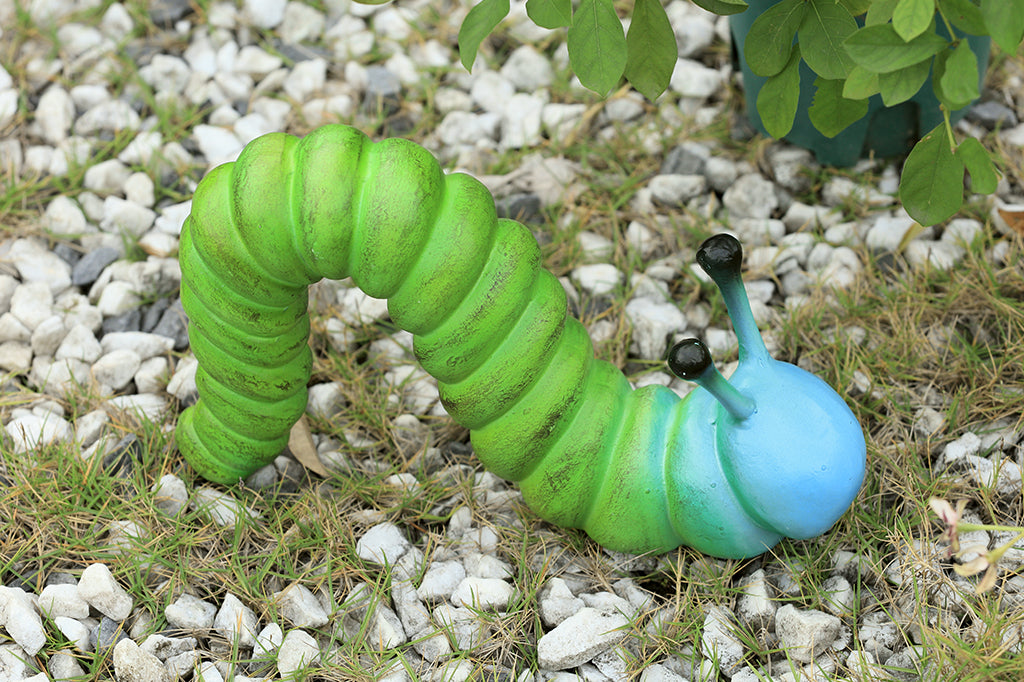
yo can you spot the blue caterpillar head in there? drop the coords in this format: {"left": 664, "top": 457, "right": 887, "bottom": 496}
{"left": 668, "top": 234, "right": 866, "bottom": 542}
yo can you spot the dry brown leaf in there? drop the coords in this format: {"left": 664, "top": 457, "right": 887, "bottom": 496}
{"left": 289, "top": 415, "right": 329, "bottom": 477}
{"left": 997, "top": 205, "right": 1024, "bottom": 236}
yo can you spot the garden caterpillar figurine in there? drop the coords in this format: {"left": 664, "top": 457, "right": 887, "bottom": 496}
{"left": 175, "top": 124, "right": 866, "bottom": 559}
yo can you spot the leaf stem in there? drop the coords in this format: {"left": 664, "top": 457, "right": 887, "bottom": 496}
{"left": 958, "top": 522, "right": 1024, "bottom": 534}
{"left": 934, "top": 1, "right": 957, "bottom": 42}
{"left": 942, "top": 107, "right": 956, "bottom": 151}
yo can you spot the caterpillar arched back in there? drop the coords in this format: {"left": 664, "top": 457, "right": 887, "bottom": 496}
{"left": 176, "top": 124, "right": 866, "bottom": 559}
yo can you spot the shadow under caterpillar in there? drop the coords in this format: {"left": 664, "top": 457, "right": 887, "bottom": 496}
{"left": 176, "top": 124, "right": 866, "bottom": 559}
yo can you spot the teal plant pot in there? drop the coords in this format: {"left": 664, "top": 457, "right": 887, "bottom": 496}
{"left": 730, "top": 0, "right": 992, "bottom": 166}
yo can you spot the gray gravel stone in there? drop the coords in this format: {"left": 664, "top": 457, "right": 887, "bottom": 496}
{"left": 357, "top": 522, "right": 411, "bottom": 566}
{"left": 273, "top": 584, "right": 330, "bottom": 629}
{"left": 214, "top": 593, "right": 259, "bottom": 648}
{"left": 700, "top": 606, "right": 745, "bottom": 677}
{"left": 364, "top": 65, "right": 402, "bottom": 114}
{"left": 537, "top": 607, "right": 629, "bottom": 671}
{"left": 38, "top": 583, "right": 90, "bottom": 620}
{"left": 967, "top": 100, "right": 1019, "bottom": 129}
{"left": 112, "top": 638, "right": 171, "bottom": 682}
{"left": 451, "top": 577, "right": 514, "bottom": 610}
{"left": 71, "top": 247, "right": 120, "bottom": 286}
{"left": 277, "top": 629, "right": 320, "bottom": 677}
{"left": 723, "top": 173, "right": 779, "bottom": 219}
{"left": 774, "top": 604, "right": 842, "bottom": 663}
{"left": 649, "top": 173, "right": 707, "bottom": 206}
{"left": 0, "top": 586, "right": 46, "bottom": 655}
{"left": 93, "top": 616, "right": 130, "bottom": 655}
{"left": 165, "top": 593, "right": 218, "bottom": 630}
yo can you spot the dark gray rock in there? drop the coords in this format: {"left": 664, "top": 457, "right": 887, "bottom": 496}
{"left": 661, "top": 142, "right": 710, "bottom": 176}
{"left": 102, "top": 309, "right": 142, "bottom": 335}
{"left": 271, "top": 39, "right": 331, "bottom": 63}
{"left": 72, "top": 247, "right": 120, "bottom": 287}
{"left": 103, "top": 435, "right": 142, "bottom": 478}
{"left": 151, "top": 298, "right": 188, "bottom": 350}
{"left": 91, "top": 616, "right": 129, "bottom": 655}
{"left": 149, "top": 0, "right": 193, "bottom": 26}
{"left": 363, "top": 66, "right": 401, "bottom": 116}
{"left": 495, "top": 193, "right": 542, "bottom": 225}
{"left": 54, "top": 242, "right": 82, "bottom": 268}
{"left": 142, "top": 297, "right": 172, "bottom": 333}
{"left": 966, "top": 100, "right": 1019, "bottom": 130}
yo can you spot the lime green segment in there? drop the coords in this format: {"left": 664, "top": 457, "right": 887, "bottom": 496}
{"left": 582, "top": 384, "right": 682, "bottom": 555}
{"left": 231, "top": 133, "right": 319, "bottom": 286}
{"left": 187, "top": 323, "right": 311, "bottom": 403}
{"left": 469, "top": 316, "right": 592, "bottom": 481}
{"left": 387, "top": 173, "right": 497, "bottom": 336}
{"left": 179, "top": 279, "right": 310, "bottom": 369}
{"left": 291, "top": 125, "right": 369, "bottom": 280}
{"left": 414, "top": 219, "right": 540, "bottom": 384}
{"left": 179, "top": 403, "right": 291, "bottom": 484}
{"left": 188, "top": 167, "right": 302, "bottom": 307}
{"left": 517, "top": 359, "right": 631, "bottom": 529}
{"left": 438, "top": 269, "right": 566, "bottom": 430}
{"left": 194, "top": 368, "right": 308, "bottom": 439}
{"left": 349, "top": 138, "right": 446, "bottom": 299}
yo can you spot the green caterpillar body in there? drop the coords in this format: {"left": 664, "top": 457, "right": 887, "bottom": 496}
{"left": 177, "top": 124, "right": 866, "bottom": 559}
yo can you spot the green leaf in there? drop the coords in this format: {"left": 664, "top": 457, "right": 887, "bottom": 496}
{"left": 808, "top": 77, "right": 870, "bottom": 137}
{"left": 866, "top": 0, "right": 899, "bottom": 25}
{"left": 798, "top": 0, "right": 858, "bottom": 79}
{"left": 938, "top": 0, "right": 987, "bottom": 35}
{"left": 757, "top": 48, "right": 802, "bottom": 138}
{"left": 843, "top": 65, "right": 880, "bottom": 98}
{"left": 981, "top": 0, "right": 1024, "bottom": 53}
{"left": 893, "top": 0, "right": 935, "bottom": 41}
{"left": 956, "top": 136, "right": 999, "bottom": 194}
{"left": 898, "top": 124, "right": 964, "bottom": 226}
{"left": 689, "top": 0, "right": 749, "bottom": 15}
{"left": 458, "top": 0, "right": 511, "bottom": 71}
{"left": 878, "top": 57, "right": 931, "bottom": 104}
{"left": 844, "top": 24, "right": 948, "bottom": 73}
{"left": 745, "top": 0, "right": 808, "bottom": 77}
{"left": 838, "top": 0, "right": 873, "bottom": 15}
{"left": 526, "top": 0, "right": 572, "bottom": 29}
{"left": 568, "top": 0, "right": 627, "bottom": 96}
{"left": 625, "top": 0, "right": 677, "bottom": 100}
{"left": 939, "top": 40, "right": 980, "bottom": 109}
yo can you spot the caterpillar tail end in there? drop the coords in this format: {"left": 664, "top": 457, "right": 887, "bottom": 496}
{"left": 176, "top": 404, "right": 291, "bottom": 486}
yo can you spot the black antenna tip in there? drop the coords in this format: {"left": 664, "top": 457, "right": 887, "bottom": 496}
{"left": 696, "top": 233, "right": 743, "bottom": 279}
{"left": 667, "top": 338, "right": 712, "bottom": 381}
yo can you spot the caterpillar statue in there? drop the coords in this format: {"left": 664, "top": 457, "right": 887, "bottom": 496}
{"left": 175, "top": 124, "right": 866, "bottom": 559}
